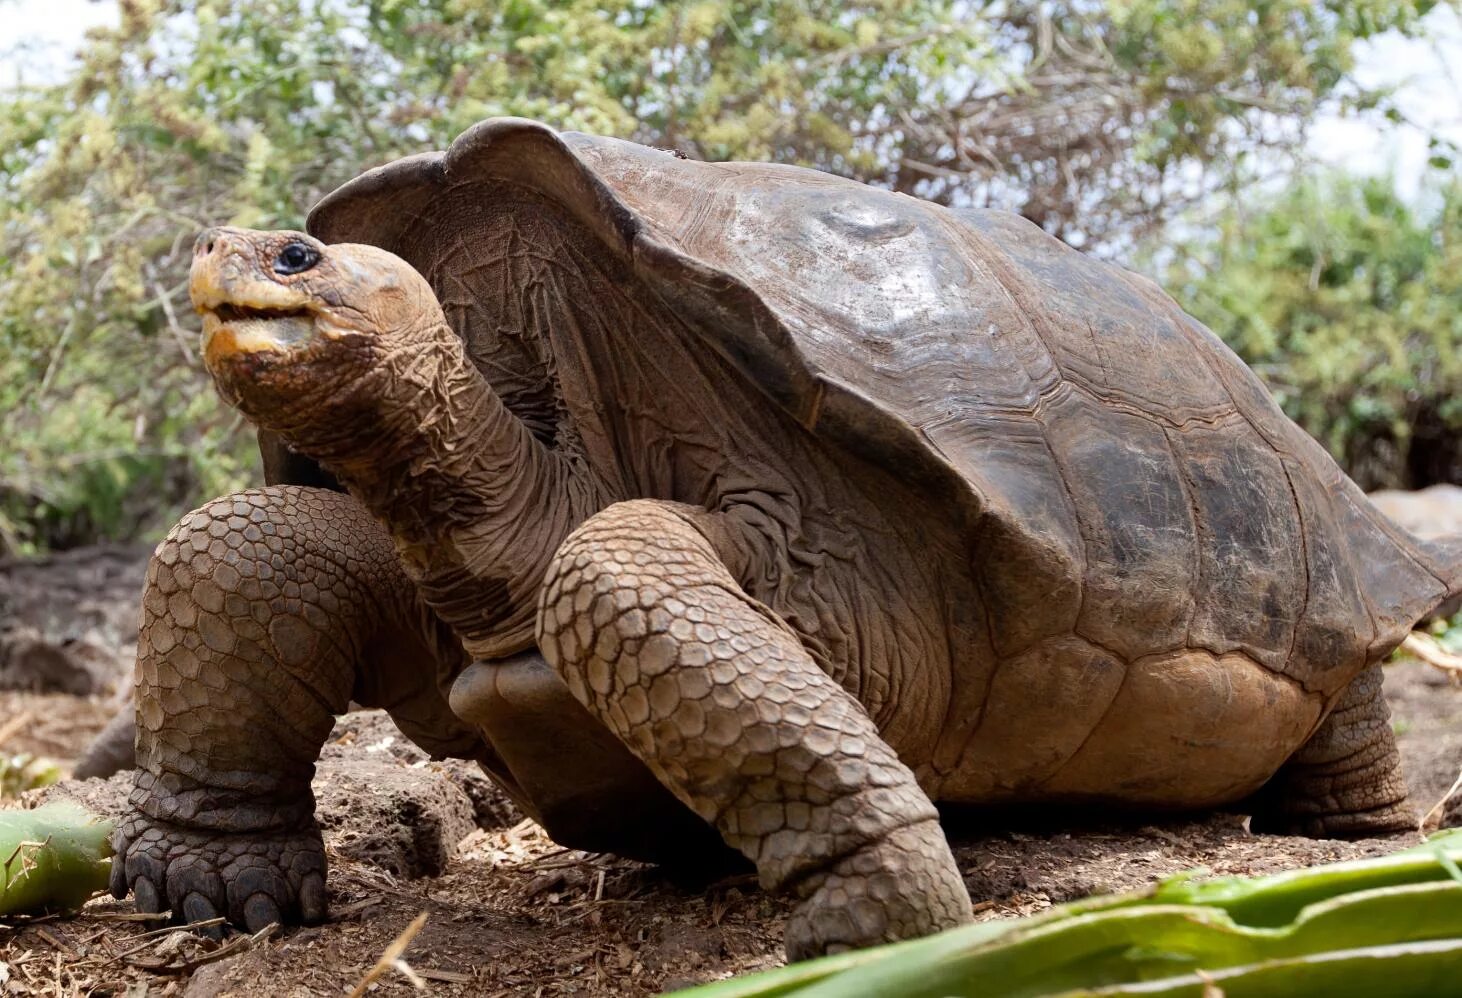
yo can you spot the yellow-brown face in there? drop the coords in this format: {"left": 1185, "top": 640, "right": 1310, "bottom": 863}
{"left": 190, "top": 226, "right": 442, "bottom": 433}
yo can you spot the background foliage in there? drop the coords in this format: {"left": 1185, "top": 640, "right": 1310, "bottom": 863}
{"left": 1160, "top": 175, "right": 1462, "bottom": 489}
{"left": 1, "top": 0, "right": 1457, "bottom": 552}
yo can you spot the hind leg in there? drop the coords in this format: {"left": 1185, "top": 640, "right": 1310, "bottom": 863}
{"left": 448, "top": 653, "right": 736, "bottom": 867}
{"left": 74, "top": 704, "right": 137, "bottom": 780}
{"left": 1248, "top": 663, "right": 1414, "bottom": 837}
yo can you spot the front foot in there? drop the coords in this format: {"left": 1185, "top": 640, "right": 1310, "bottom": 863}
{"left": 785, "top": 821, "right": 972, "bottom": 961}
{"left": 540, "top": 501, "right": 975, "bottom": 961}
{"left": 110, "top": 813, "right": 327, "bottom": 933}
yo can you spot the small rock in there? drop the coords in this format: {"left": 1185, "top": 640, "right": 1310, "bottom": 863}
{"left": 48, "top": 733, "right": 488, "bottom": 881}
{"left": 322, "top": 710, "right": 520, "bottom": 831}
{"left": 434, "top": 757, "right": 521, "bottom": 830}
{"left": 0, "top": 627, "right": 117, "bottom": 695}
{"left": 1369, "top": 484, "right": 1462, "bottom": 540}
{"left": 315, "top": 756, "right": 478, "bottom": 878}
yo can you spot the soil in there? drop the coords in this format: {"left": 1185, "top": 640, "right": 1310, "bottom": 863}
{"left": 0, "top": 547, "right": 1458, "bottom": 997}
{"left": 0, "top": 545, "right": 149, "bottom": 698}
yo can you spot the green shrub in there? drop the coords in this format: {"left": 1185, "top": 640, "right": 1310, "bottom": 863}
{"left": 1157, "top": 174, "right": 1462, "bottom": 489}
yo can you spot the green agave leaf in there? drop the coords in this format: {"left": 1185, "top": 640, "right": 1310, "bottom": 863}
{"left": 665, "top": 924, "right": 1017, "bottom": 998}
{"left": 669, "top": 887, "right": 1175, "bottom": 998}
{"left": 1048, "top": 938, "right": 1462, "bottom": 997}
{"left": 0, "top": 802, "right": 114, "bottom": 916}
{"left": 1393, "top": 826, "right": 1462, "bottom": 861}
{"left": 778, "top": 884, "right": 1462, "bottom": 998}
{"left": 1146, "top": 852, "right": 1462, "bottom": 928}
{"left": 668, "top": 838, "right": 1462, "bottom": 998}
{"left": 786, "top": 906, "right": 1255, "bottom": 998}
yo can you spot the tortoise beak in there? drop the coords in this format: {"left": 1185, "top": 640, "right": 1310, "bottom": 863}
{"left": 191, "top": 228, "right": 317, "bottom": 368}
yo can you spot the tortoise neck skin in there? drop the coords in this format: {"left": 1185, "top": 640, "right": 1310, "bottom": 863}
{"left": 193, "top": 226, "right": 602, "bottom": 659}
{"left": 323, "top": 320, "right": 601, "bottom": 659}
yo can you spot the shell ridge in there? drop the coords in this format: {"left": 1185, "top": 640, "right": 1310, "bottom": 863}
{"left": 1034, "top": 647, "right": 1133, "bottom": 793}
{"left": 1029, "top": 418, "right": 1107, "bottom": 661}
{"left": 1274, "top": 454, "right": 1317, "bottom": 682}
{"left": 1159, "top": 424, "right": 1206, "bottom": 653}
{"left": 928, "top": 210, "right": 1070, "bottom": 388}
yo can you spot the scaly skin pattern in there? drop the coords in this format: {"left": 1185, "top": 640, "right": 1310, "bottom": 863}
{"left": 1247, "top": 663, "right": 1415, "bottom": 837}
{"left": 112, "top": 485, "right": 477, "bottom": 931}
{"left": 536, "top": 500, "right": 972, "bottom": 958}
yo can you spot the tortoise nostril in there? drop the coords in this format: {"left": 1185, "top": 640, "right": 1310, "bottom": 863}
{"left": 195, "top": 229, "right": 224, "bottom": 257}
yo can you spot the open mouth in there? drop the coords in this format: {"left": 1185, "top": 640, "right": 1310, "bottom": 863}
{"left": 202, "top": 301, "right": 317, "bottom": 361}
{"left": 212, "top": 302, "right": 313, "bottom": 324}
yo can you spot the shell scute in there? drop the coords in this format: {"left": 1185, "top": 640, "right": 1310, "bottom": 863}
{"left": 1171, "top": 417, "right": 1305, "bottom": 675}
{"left": 955, "top": 416, "right": 1084, "bottom": 659}
{"left": 952, "top": 209, "right": 1238, "bottom": 427}
{"left": 1040, "top": 394, "right": 1196, "bottom": 662}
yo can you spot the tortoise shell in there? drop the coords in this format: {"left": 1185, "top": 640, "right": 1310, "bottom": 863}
{"left": 308, "top": 118, "right": 1459, "bottom": 700}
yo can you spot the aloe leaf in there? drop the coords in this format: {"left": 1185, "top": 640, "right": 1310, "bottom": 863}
{"left": 667, "top": 836, "right": 1462, "bottom": 998}
{"left": 1047, "top": 938, "right": 1462, "bottom": 997}
{"left": 0, "top": 802, "right": 114, "bottom": 916}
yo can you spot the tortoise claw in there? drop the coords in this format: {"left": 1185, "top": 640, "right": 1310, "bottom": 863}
{"left": 131, "top": 874, "right": 163, "bottom": 915}
{"left": 243, "top": 893, "right": 282, "bottom": 933}
{"left": 108, "top": 833, "right": 129, "bottom": 900}
{"left": 112, "top": 811, "right": 327, "bottom": 932}
{"left": 182, "top": 892, "right": 224, "bottom": 936}
{"left": 299, "top": 871, "right": 327, "bottom": 925}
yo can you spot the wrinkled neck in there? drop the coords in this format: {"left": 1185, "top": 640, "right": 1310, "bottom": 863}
{"left": 306, "top": 323, "right": 602, "bottom": 659}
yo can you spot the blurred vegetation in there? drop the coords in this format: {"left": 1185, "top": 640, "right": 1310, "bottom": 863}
{"left": 0, "top": 753, "right": 61, "bottom": 798}
{"left": 0, "top": 0, "right": 1455, "bottom": 552}
{"left": 1160, "top": 175, "right": 1462, "bottom": 490}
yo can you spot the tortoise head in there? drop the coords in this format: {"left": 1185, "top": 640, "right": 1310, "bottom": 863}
{"left": 190, "top": 226, "right": 450, "bottom": 451}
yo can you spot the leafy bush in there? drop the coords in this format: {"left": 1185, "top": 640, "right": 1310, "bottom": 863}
{"left": 1157, "top": 174, "right": 1462, "bottom": 489}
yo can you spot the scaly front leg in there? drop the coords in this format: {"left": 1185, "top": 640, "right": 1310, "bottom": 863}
{"left": 537, "top": 500, "right": 972, "bottom": 960}
{"left": 112, "top": 486, "right": 479, "bottom": 931}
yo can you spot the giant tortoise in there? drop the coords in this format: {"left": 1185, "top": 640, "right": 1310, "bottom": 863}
{"left": 111, "top": 118, "right": 1462, "bottom": 960}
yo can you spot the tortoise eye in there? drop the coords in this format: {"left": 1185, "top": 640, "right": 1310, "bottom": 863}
{"left": 274, "top": 242, "right": 320, "bottom": 275}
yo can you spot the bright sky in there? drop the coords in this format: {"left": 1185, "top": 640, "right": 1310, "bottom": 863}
{"left": 3, "top": 0, "right": 1460, "bottom": 200}
{"left": 0, "top": 0, "right": 117, "bottom": 75}
{"left": 1306, "top": 3, "right": 1462, "bottom": 200}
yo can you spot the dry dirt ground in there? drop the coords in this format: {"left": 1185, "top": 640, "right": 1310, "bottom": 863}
{"left": 0, "top": 548, "right": 1458, "bottom": 997}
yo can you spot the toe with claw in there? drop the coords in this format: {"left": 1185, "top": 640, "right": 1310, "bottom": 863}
{"left": 111, "top": 812, "right": 327, "bottom": 933}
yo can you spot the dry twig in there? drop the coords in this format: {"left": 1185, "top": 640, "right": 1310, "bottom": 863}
{"left": 0, "top": 711, "right": 36, "bottom": 749}
{"left": 1421, "top": 767, "right": 1462, "bottom": 832}
{"left": 348, "top": 910, "right": 429, "bottom": 997}
{"left": 1401, "top": 632, "right": 1462, "bottom": 685}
